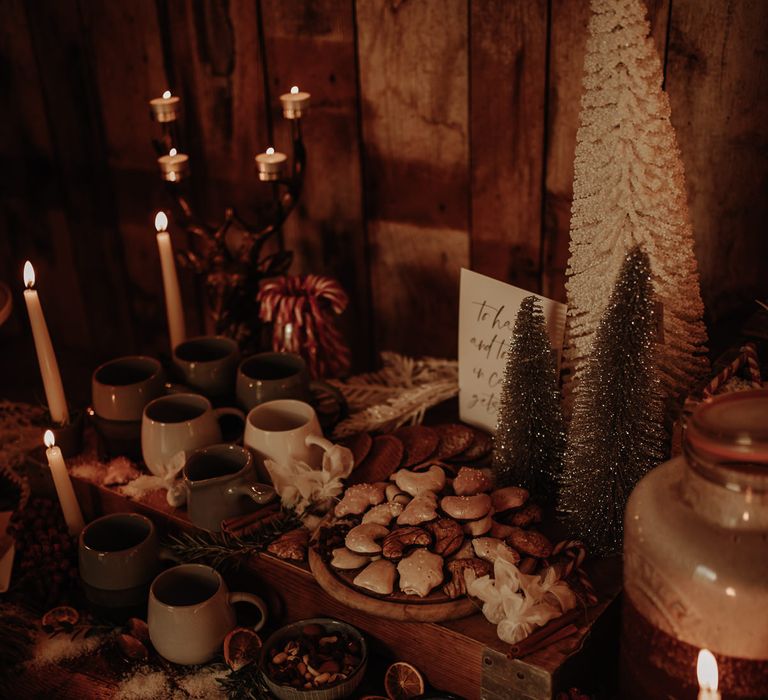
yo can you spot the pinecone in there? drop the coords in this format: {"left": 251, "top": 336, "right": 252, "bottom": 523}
{"left": 8, "top": 498, "right": 79, "bottom": 608}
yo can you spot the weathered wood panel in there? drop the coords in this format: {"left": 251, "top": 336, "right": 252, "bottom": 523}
{"left": 1, "top": 0, "right": 767, "bottom": 374}
{"left": 78, "top": 0, "right": 188, "bottom": 354}
{"left": 355, "top": 0, "right": 470, "bottom": 357}
{"left": 261, "top": 0, "right": 372, "bottom": 369}
{"left": 666, "top": 0, "right": 768, "bottom": 325}
{"left": 470, "top": 0, "right": 548, "bottom": 294}
{"left": 162, "top": 0, "right": 271, "bottom": 222}
{"left": 18, "top": 0, "right": 136, "bottom": 357}
{"left": 542, "top": 0, "right": 671, "bottom": 302}
{"left": 0, "top": 0, "right": 90, "bottom": 350}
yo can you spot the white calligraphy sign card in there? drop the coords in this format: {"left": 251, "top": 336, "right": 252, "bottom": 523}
{"left": 458, "top": 268, "right": 567, "bottom": 433}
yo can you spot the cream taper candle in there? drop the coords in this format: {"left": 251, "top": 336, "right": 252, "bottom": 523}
{"left": 697, "top": 650, "right": 721, "bottom": 700}
{"left": 23, "top": 262, "right": 69, "bottom": 425}
{"left": 154, "top": 212, "right": 186, "bottom": 350}
{"left": 44, "top": 430, "right": 84, "bottom": 536}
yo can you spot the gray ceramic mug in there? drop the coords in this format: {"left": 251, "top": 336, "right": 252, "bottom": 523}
{"left": 92, "top": 355, "right": 165, "bottom": 421}
{"left": 172, "top": 335, "right": 240, "bottom": 398}
{"left": 236, "top": 352, "right": 311, "bottom": 411}
{"left": 236, "top": 352, "right": 347, "bottom": 422}
{"left": 78, "top": 513, "right": 174, "bottom": 613}
{"left": 148, "top": 564, "right": 267, "bottom": 665}
{"left": 181, "top": 444, "right": 276, "bottom": 531}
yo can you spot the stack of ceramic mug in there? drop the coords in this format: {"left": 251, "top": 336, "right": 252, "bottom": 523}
{"left": 79, "top": 512, "right": 268, "bottom": 664}
{"left": 90, "top": 336, "right": 344, "bottom": 532}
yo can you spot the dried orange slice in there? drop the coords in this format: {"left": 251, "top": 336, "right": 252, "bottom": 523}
{"left": 41, "top": 606, "right": 79, "bottom": 632}
{"left": 384, "top": 661, "right": 426, "bottom": 700}
{"left": 224, "top": 627, "right": 262, "bottom": 671}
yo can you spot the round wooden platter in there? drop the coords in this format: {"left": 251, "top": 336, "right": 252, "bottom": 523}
{"left": 308, "top": 546, "right": 478, "bottom": 622}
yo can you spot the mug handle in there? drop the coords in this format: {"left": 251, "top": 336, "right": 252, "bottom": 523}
{"left": 309, "top": 379, "right": 348, "bottom": 420}
{"left": 214, "top": 406, "right": 246, "bottom": 442}
{"left": 228, "top": 591, "right": 268, "bottom": 632}
{"left": 227, "top": 482, "right": 276, "bottom": 505}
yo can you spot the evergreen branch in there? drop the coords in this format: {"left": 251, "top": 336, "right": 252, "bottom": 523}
{"left": 166, "top": 510, "right": 302, "bottom": 570}
{"left": 216, "top": 663, "right": 272, "bottom": 700}
{"left": 0, "top": 606, "right": 36, "bottom": 674}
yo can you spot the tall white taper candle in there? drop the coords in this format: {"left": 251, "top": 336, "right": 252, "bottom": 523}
{"left": 23, "top": 262, "right": 69, "bottom": 424}
{"left": 154, "top": 212, "right": 186, "bottom": 351}
{"left": 44, "top": 430, "right": 84, "bottom": 536}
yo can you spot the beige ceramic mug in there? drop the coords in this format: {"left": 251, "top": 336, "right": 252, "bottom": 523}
{"left": 243, "top": 399, "right": 324, "bottom": 483}
{"left": 141, "top": 393, "right": 244, "bottom": 478}
{"left": 148, "top": 563, "right": 267, "bottom": 665}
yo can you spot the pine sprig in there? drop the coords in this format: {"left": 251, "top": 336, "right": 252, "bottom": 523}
{"left": 0, "top": 605, "right": 36, "bottom": 674}
{"left": 166, "top": 510, "right": 302, "bottom": 570}
{"left": 216, "top": 662, "right": 272, "bottom": 700}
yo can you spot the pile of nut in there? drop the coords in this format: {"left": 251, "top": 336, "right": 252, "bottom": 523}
{"left": 266, "top": 622, "right": 363, "bottom": 690}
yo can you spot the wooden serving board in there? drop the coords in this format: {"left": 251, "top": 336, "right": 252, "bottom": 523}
{"left": 308, "top": 546, "right": 477, "bottom": 622}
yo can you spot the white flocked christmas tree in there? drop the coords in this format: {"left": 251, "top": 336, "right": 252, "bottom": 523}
{"left": 563, "top": 0, "right": 709, "bottom": 407}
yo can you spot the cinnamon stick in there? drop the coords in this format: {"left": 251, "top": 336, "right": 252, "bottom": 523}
{"left": 236, "top": 512, "right": 284, "bottom": 537}
{"left": 507, "top": 608, "right": 584, "bottom": 659}
{"left": 221, "top": 503, "right": 280, "bottom": 536}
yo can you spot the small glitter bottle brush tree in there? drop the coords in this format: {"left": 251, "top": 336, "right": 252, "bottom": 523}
{"left": 492, "top": 296, "right": 566, "bottom": 504}
{"left": 558, "top": 246, "right": 668, "bottom": 555}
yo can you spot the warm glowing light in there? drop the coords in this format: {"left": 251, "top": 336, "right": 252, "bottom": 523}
{"left": 162, "top": 90, "right": 172, "bottom": 99}
{"left": 23, "top": 261, "right": 35, "bottom": 288}
{"left": 697, "top": 649, "right": 718, "bottom": 692}
{"left": 168, "top": 171, "right": 177, "bottom": 182}
{"left": 169, "top": 147, "right": 178, "bottom": 157}
{"left": 154, "top": 211, "right": 168, "bottom": 232}
{"left": 44, "top": 430, "right": 55, "bottom": 448}
{"left": 266, "top": 147, "right": 275, "bottom": 155}
{"left": 290, "top": 86, "right": 299, "bottom": 94}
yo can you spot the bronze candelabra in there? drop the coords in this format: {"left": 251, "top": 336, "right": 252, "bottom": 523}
{"left": 148, "top": 89, "right": 309, "bottom": 350}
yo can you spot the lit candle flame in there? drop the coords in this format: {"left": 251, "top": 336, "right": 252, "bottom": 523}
{"left": 290, "top": 86, "right": 299, "bottom": 95}
{"left": 44, "top": 429, "right": 55, "bottom": 448}
{"left": 169, "top": 148, "right": 178, "bottom": 157}
{"left": 162, "top": 90, "right": 172, "bottom": 99}
{"left": 154, "top": 211, "right": 168, "bottom": 232}
{"left": 266, "top": 147, "right": 275, "bottom": 155}
{"left": 697, "top": 649, "right": 718, "bottom": 692}
{"left": 23, "top": 261, "right": 35, "bottom": 289}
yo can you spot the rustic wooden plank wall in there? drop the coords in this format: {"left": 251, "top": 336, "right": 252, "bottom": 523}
{"left": 0, "top": 0, "right": 766, "bottom": 379}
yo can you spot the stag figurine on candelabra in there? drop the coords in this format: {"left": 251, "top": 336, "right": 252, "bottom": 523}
{"left": 148, "top": 88, "right": 310, "bottom": 351}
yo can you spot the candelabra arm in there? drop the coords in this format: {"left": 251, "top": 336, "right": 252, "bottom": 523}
{"left": 163, "top": 183, "right": 213, "bottom": 239}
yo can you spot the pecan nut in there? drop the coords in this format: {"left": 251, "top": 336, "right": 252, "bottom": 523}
{"left": 443, "top": 557, "right": 491, "bottom": 599}
{"left": 381, "top": 526, "right": 431, "bottom": 560}
{"left": 425, "top": 518, "right": 465, "bottom": 557}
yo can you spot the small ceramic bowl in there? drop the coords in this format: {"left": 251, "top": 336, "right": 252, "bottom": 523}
{"left": 260, "top": 618, "right": 368, "bottom": 700}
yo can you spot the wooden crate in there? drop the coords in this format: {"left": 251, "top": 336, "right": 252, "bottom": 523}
{"left": 65, "top": 473, "right": 621, "bottom": 700}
